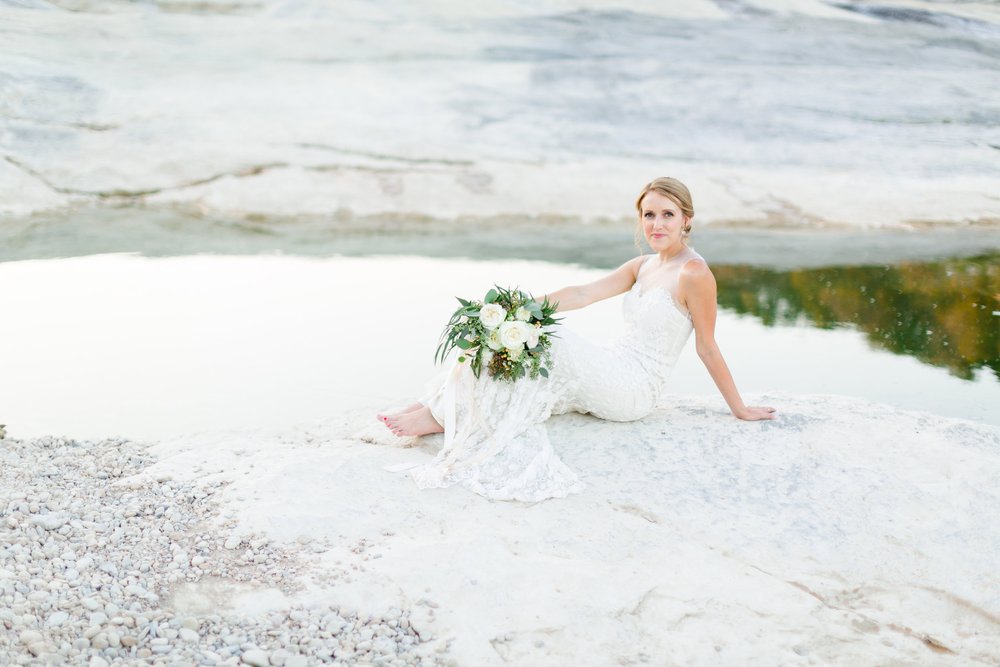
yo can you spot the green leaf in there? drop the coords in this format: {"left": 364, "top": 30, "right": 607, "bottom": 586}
{"left": 539, "top": 367, "right": 549, "bottom": 378}
{"left": 485, "top": 288, "right": 498, "bottom": 304}
{"left": 456, "top": 338, "right": 473, "bottom": 350}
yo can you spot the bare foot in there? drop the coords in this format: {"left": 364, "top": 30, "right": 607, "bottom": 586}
{"left": 383, "top": 406, "right": 444, "bottom": 437}
{"left": 376, "top": 402, "right": 423, "bottom": 425}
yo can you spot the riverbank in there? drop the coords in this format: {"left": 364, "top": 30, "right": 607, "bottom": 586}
{"left": 3, "top": 0, "right": 999, "bottom": 226}
{"left": 2, "top": 394, "right": 999, "bottom": 665}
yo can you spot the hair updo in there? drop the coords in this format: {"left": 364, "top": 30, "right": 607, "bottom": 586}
{"left": 634, "top": 177, "right": 694, "bottom": 219}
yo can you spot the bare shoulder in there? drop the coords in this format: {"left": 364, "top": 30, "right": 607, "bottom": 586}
{"left": 580, "top": 254, "right": 650, "bottom": 306}
{"left": 680, "top": 255, "right": 715, "bottom": 286}
{"left": 624, "top": 254, "right": 648, "bottom": 280}
{"left": 678, "top": 255, "right": 716, "bottom": 316}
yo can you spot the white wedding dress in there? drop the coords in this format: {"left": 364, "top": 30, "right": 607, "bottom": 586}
{"left": 391, "top": 253, "right": 698, "bottom": 502}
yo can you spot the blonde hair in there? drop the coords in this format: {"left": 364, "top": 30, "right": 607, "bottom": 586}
{"left": 634, "top": 177, "right": 694, "bottom": 218}
{"left": 633, "top": 177, "right": 695, "bottom": 250}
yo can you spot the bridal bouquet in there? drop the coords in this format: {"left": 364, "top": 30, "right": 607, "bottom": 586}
{"left": 435, "top": 286, "right": 561, "bottom": 382}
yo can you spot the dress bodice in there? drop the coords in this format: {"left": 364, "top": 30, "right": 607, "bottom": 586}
{"left": 620, "top": 279, "right": 694, "bottom": 372}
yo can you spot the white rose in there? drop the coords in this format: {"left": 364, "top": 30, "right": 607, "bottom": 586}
{"left": 485, "top": 327, "right": 503, "bottom": 351}
{"left": 479, "top": 303, "right": 507, "bottom": 330}
{"left": 526, "top": 324, "right": 540, "bottom": 350}
{"left": 499, "top": 320, "right": 530, "bottom": 351}
{"left": 515, "top": 306, "right": 531, "bottom": 321}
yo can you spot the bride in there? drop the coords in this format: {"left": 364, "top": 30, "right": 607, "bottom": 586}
{"left": 377, "top": 177, "right": 776, "bottom": 501}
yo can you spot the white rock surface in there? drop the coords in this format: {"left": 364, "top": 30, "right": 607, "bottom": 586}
{"left": 119, "top": 393, "right": 998, "bottom": 665}
{"left": 1, "top": 0, "right": 998, "bottom": 226}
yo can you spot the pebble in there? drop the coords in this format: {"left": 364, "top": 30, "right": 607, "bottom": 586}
{"left": 0, "top": 434, "right": 447, "bottom": 667}
{"left": 29, "top": 512, "right": 68, "bottom": 530}
{"left": 45, "top": 611, "right": 69, "bottom": 627}
{"left": 27, "top": 641, "right": 50, "bottom": 657}
{"left": 373, "top": 637, "right": 397, "bottom": 655}
{"left": 126, "top": 583, "right": 152, "bottom": 599}
{"left": 241, "top": 648, "right": 269, "bottom": 666}
{"left": 19, "top": 630, "right": 43, "bottom": 645}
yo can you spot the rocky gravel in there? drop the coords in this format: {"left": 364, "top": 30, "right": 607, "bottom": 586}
{"left": 0, "top": 435, "right": 449, "bottom": 666}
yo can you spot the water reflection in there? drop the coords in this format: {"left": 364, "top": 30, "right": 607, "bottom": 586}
{"left": 713, "top": 254, "right": 1000, "bottom": 381}
{"left": 3, "top": 207, "right": 998, "bottom": 384}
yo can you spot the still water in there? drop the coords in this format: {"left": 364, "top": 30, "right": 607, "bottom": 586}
{"left": 0, "top": 214, "right": 997, "bottom": 440}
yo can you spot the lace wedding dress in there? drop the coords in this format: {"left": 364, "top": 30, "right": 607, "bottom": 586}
{"left": 389, "top": 254, "right": 698, "bottom": 502}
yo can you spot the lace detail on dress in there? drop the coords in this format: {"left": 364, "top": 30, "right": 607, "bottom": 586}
{"left": 390, "top": 269, "right": 695, "bottom": 502}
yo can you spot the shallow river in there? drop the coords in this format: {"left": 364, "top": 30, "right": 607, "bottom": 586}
{"left": 1, "top": 212, "right": 997, "bottom": 440}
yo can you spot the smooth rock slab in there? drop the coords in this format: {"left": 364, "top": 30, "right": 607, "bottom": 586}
{"left": 1, "top": 1, "right": 998, "bottom": 227}
{"left": 145, "top": 393, "right": 1000, "bottom": 666}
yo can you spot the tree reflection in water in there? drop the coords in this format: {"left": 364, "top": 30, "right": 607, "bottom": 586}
{"left": 713, "top": 253, "right": 1000, "bottom": 381}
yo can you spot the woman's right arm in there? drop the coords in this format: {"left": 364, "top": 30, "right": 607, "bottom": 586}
{"left": 540, "top": 256, "right": 645, "bottom": 312}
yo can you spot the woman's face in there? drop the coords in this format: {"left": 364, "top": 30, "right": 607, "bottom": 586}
{"left": 639, "top": 190, "right": 688, "bottom": 251}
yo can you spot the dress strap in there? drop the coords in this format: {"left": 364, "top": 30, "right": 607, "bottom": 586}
{"left": 638, "top": 253, "right": 655, "bottom": 278}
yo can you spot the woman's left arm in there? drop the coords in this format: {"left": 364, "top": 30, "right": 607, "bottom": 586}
{"left": 682, "top": 261, "right": 777, "bottom": 421}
